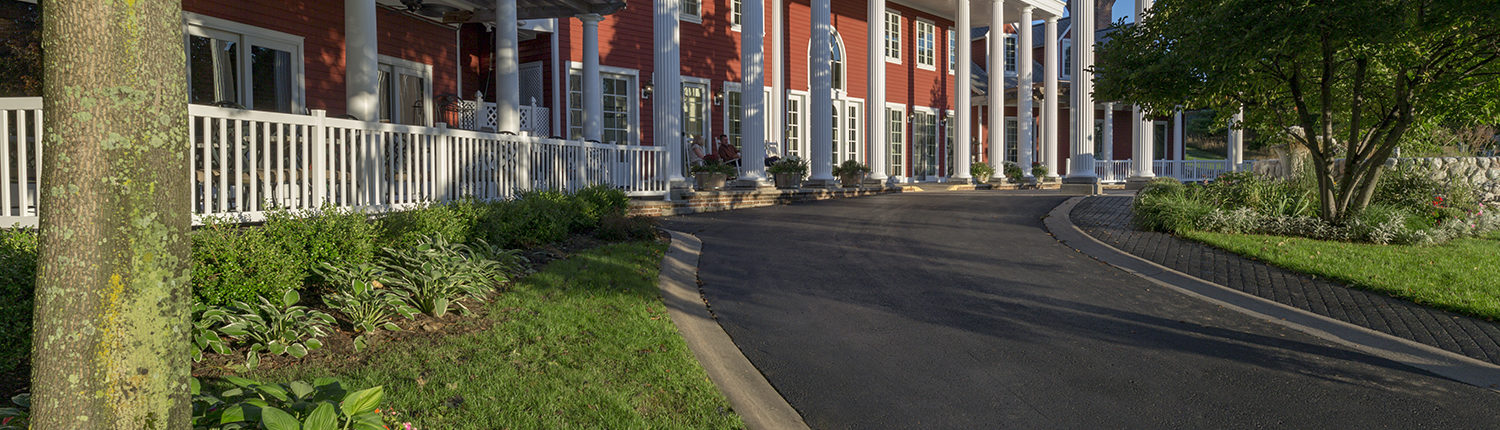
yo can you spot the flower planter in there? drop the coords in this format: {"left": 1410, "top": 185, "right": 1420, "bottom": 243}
{"left": 839, "top": 173, "right": 864, "bottom": 188}
{"left": 974, "top": 172, "right": 993, "bottom": 183}
{"left": 773, "top": 172, "right": 803, "bottom": 189}
{"left": 695, "top": 172, "right": 728, "bottom": 191}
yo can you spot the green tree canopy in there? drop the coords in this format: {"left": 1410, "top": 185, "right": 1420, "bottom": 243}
{"left": 1095, "top": 0, "right": 1500, "bottom": 220}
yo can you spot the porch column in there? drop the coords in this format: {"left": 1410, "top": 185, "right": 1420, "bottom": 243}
{"left": 580, "top": 14, "right": 603, "bottom": 142}
{"left": 986, "top": 0, "right": 1004, "bottom": 178}
{"left": 808, "top": 0, "right": 835, "bottom": 184}
{"left": 1230, "top": 107, "right": 1245, "bottom": 169}
{"left": 1063, "top": 0, "right": 1098, "bottom": 194}
{"left": 1126, "top": 0, "right": 1156, "bottom": 188}
{"left": 866, "top": 0, "right": 888, "bottom": 181}
{"left": 345, "top": 0, "right": 378, "bottom": 121}
{"left": 654, "top": 0, "right": 685, "bottom": 181}
{"left": 771, "top": 0, "right": 786, "bottom": 157}
{"left": 495, "top": 0, "right": 520, "bottom": 133}
{"left": 741, "top": 0, "right": 768, "bottom": 181}
{"left": 1017, "top": 7, "right": 1034, "bottom": 178}
{"left": 1042, "top": 16, "right": 1059, "bottom": 179}
{"left": 1173, "top": 107, "right": 1184, "bottom": 161}
{"left": 952, "top": 0, "right": 973, "bottom": 182}
{"left": 1105, "top": 103, "right": 1117, "bottom": 163}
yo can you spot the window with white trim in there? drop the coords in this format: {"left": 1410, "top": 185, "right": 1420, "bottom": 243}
{"left": 887, "top": 106, "right": 904, "bottom": 177}
{"left": 786, "top": 96, "right": 803, "bottom": 157}
{"left": 184, "top": 14, "right": 304, "bottom": 114}
{"left": 915, "top": 20, "right": 936, "bottom": 70}
{"left": 947, "top": 29, "right": 956, "bottom": 74}
{"left": 943, "top": 111, "right": 954, "bottom": 176}
{"left": 681, "top": 0, "right": 701, "bottom": 22}
{"left": 731, "top": 0, "right": 742, "bottom": 29}
{"left": 568, "top": 70, "right": 634, "bottom": 144}
{"left": 725, "top": 84, "right": 743, "bottom": 149}
{"left": 884, "top": 10, "right": 902, "bottom": 63}
{"left": 377, "top": 56, "right": 432, "bottom": 126}
{"left": 1005, "top": 118, "right": 1018, "bottom": 162}
{"left": 1061, "top": 40, "right": 1072, "bottom": 79}
{"left": 1004, "top": 34, "right": 1018, "bottom": 75}
{"left": 914, "top": 110, "right": 937, "bottom": 177}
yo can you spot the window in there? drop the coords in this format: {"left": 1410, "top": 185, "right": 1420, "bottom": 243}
{"left": 943, "top": 111, "right": 954, "bottom": 176}
{"left": 914, "top": 110, "right": 937, "bottom": 178}
{"left": 377, "top": 56, "right": 432, "bottom": 126}
{"left": 682, "top": 81, "right": 709, "bottom": 144}
{"left": 1004, "top": 34, "right": 1018, "bottom": 75}
{"left": 1061, "top": 41, "right": 1072, "bottom": 78}
{"left": 887, "top": 106, "right": 904, "bottom": 177}
{"left": 1094, "top": 118, "right": 1106, "bottom": 159}
{"left": 915, "top": 20, "right": 936, "bottom": 70}
{"left": 184, "top": 13, "right": 304, "bottom": 113}
{"left": 731, "top": 0, "right": 742, "bottom": 29}
{"left": 681, "top": 0, "right": 701, "bottom": 22}
{"left": 884, "top": 10, "right": 902, "bottom": 63}
{"left": 809, "top": 31, "right": 846, "bottom": 91}
{"left": 1005, "top": 118, "right": 1018, "bottom": 163}
{"left": 786, "top": 95, "right": 803, "bottom": 157}
{"left": 1154, "top": 121, "right": 1169, "bottom": 161}
{"left": 947, "top": 29, "right": 957, "bottom": 74}
{"left": 568, "top": 69, "right": 634, "bottom": 144}
{"left": 843, "top": 103, "right": 860, "bottom": 162}
{"left": 724, "top": 84, "right": 743, "bottom": 149}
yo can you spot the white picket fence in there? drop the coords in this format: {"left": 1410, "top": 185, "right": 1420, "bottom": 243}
{"left": 1, "top": 97, "right": 666, "bottom": 227}
{"left": 447, "top": 99, "right": 551, "bottom": 137}
{"left": 1093, "top": 160, "right": 1131, "bottom": 183}
{"left": 1153, "top": 160, "right": 1234, "bottom": 182}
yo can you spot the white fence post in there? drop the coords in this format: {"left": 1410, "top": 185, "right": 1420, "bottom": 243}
{"left": 435, "top": 123, "right": 450, "bottom": 202}
{"left": 311, "top": 110, "right": 328, "bottom": 206}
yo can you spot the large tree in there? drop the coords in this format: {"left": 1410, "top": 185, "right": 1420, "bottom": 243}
{"left": 30, "top": 0, "right": 192, "bottom": 428}
{"left": 1095, "top": 0, "right": 1500, "bottom": 221}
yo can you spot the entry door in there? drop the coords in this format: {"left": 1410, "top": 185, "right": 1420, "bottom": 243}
{"left": 828, "top": 99, "right": 862, "bottom": 167}
{"left": 912, "top": 110, "right": 938, "bottom": 180}
{"left": 682, "top": 82, "right": 709, "bottom": 144}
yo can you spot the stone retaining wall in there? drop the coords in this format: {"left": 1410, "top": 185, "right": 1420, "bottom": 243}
{"left": 1388, "top": 157, "right": 1500, "bottom": 202}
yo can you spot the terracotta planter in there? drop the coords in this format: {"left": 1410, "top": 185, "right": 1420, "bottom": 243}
{"left": 974, "top": 172, "right": 993, "bottom": 183}
{"left": 694, "top": 172, "right": 728, "bottom": 190}
{"left": 773, "top": 172, "right": 803, "bottom": 189}
{"left": 838, "top": 173, "right": 864, "bottom": 188}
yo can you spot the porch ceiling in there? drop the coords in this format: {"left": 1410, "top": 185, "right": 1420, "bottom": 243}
{"left": 890, "top": 0, "right": 1066, "bottom": 25}
{"left": 427, "top": 0, "right": 627, "bottom": 22}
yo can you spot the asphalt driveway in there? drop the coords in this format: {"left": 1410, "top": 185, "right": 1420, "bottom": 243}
{"left": 664, "top": 191, "right": 1500, "bottom": 429}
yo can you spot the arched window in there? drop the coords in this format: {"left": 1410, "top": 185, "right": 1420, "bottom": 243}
{"left": 807, "top": 29, "right": 847, "bottom": 91}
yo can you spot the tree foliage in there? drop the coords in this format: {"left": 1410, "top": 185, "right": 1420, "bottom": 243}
{"left": 0, "top": 1, "right": 43, "bottom": 97}
{"left": 1095, "top": 0, "right": 1500, "bottom": 221}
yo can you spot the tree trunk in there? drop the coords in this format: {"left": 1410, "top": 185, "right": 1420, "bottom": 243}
{"left": 30, "top": 1, "right": 192, "bottom": 428}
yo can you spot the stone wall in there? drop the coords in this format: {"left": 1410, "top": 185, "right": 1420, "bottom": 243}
{"left": 1389, "top": 157, "right": 1500, "bottom": 202}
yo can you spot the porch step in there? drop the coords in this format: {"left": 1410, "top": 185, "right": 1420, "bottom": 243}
{"left": 897, "top": 182, "right": 995, "bottom": 192}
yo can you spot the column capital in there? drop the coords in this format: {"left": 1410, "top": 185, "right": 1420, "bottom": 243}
{"left": 577, "top": 13, "right": 603, "bottom": 23}
{"left": 1021, "top": 5, "right": 1035, "bottom": 13}
{"left": 1044, "top": 16, "right": 1058, "bottom": 23}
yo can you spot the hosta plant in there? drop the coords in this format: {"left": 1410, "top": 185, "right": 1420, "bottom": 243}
{"left": 192, "top": 376, "right": 387, "bottom": 430}
{"left": 322, "top": 280, "right": 418, "bottom": 351}
{"left": 220, "top": 290, "right": 335, "bottom": 369}
{"left": 192, "top": 302, "right": 234, "bottom": 362}
{"left": 317, "top": 261, "right": 388, "bottom": 288}
{"left": 0, "top": 393, "right": 28, "bottom": 430}
{"left": 381, "top": 235, "right": 511, "bottom": 317}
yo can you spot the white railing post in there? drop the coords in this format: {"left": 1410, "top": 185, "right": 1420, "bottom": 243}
{"left": 311, "top": 110, "right": 328, "bottom": 206}
{"left": 520, "top": 137, "right": 532, "bottom": 193}
{"left": 435, "top": 123, "right": 450, "bottom": 202}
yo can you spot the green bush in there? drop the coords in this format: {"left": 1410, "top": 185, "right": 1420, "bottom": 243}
{"left": 192, "top": 219, "right": 303, "bottom": 306}
{"left": 1132, "top": 180, "right": 1214, "bottom": 233}
{"left": 596, "top": 214, "right": 659, "bottom": 242}
{"left": 377, "top": 198, "right": 486, "bottom": 250}
{"left": 1199, "top": 171, "right": 1315, "bottom": 217}
{"left": 477, "top": 191, "right": 585, "bottom": 248}
{"left": 1002, "top": 162, "right": 1026, "bottom": 182}
{"left": 0, "top": 227, "right": 37, "bottom": 375}
{"left": 263, "top": 205, "right": 378, "bottom": 287}
{"left": 970, "top": 162, "right": 996, "bottom": 181}
{"left": 575, "top": 184, "right": 630, "bottom": 226}
{"left": 1374, "top": 165, "right": 1480, "bottom": 225}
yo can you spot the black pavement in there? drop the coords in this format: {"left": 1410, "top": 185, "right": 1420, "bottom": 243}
{"left": 1071, "top": 195, "right": 1500, "bottom": 367}
{"left": 665, "top": 192, "right": 1500, "bottom": 429}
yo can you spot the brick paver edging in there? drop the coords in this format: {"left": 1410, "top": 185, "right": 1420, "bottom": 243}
{"left": 1070, "top": 196, "right": 1500, "bottom": 367}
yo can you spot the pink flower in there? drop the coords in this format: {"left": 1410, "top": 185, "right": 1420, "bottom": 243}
{"left": 405, "top": 424, "right": 413, "bottom": 430}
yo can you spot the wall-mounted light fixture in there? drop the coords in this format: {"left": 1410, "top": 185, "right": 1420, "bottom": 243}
{"left": 641, "top": 83, "right": 653, "bottom": 100}
{"left": 713, "top": 91, "right": 724, "bottom": 106}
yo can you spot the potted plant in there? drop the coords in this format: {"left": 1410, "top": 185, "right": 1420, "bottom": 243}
{"left": 831, "top": 160, "right": 871, "bottom": 188}
{"left": 691, "top": 157, "right": 736, "bottom": 191}
{"left": 767, "top": 156, "right": 809, "bottom": 189}
{"left": 1003, "top": 161, "right": 1025, "bottom": 183}
{"left": 1030, "top": 162, "right": 1049, "bottom": 181}
{"left": 970, "top": 162, "right": 996, "bottom": 183}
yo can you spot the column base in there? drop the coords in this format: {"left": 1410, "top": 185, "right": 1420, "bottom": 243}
{"left": 730, "top": 178, "right": 776, "bottom": 190}
{"left": 1060, "top": 176, "right": 1103, "bottom": 196}
{"left": 1124, "top": 176, "right": 1158, "bottom": 190}
{"left": 947, "top": 177, "right": 973, "bottom": 185}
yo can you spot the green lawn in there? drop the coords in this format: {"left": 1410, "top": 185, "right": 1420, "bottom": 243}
{"left": 1183, "top": 231, "right": 1500, "bottom": 321}
{"left": 1185, "top": 146, "right": 1227, "bottom": 160}
{"left": 251, "top": 241, "right": 744, "bottom": 429}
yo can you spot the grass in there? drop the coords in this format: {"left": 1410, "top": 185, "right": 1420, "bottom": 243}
{"left": 1183, "top": 230, "right": 1500, "bottom": 321}
{"left": 250, "top": 240, "right": 744, "bottom": 429}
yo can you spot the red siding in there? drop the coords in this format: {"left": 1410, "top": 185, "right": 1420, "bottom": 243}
{"left": 377, "top": 8, "right": 459, "bottom": 101}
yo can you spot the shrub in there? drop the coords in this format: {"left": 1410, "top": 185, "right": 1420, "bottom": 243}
{"left": 1132, "top": 180, "right": 1213, "bottom": 233}
{"left": 575, "top": 184, "right": 630, "bottom": 226}
{"left": 380, "top": 235, "right": 511, "bottom": 317}
{"left": 193, "top": 376, "right": 388, "bottom": 430}
{"left": 263, "top": 204, "right": 378, "bottom": 287}
{"left": 377, "top": 198, "right": 486, "bottom": 250}
{"left": 970, "top": 162, "right": 996, "bottom": 182}
{"left": 1030, "top": 162, "right": 1049, "bottom": 178}
{"left": 1002, "top": 162, "right": 1025, "bottom": 182}
{"left": 1200, "top": 171, "right": 1315, "bottom": 217}
{"left": 0, "top": 227, "right": 36, "bottom": 375}
{"left": 192, "top": 219, "right": 302, "bottom": 306}
{"left": 832, "top": 160, "right": 871, "bottom": 177}
{"left": 478, "top": 193, "right": 576, "bottom": 248}
{"left": 1197, "top": 207, "right": 1262, "bottom": 234}
{"left": 1375, "top": 165, "right": 1480, "bottom": 225}
{"left": 596, "top": 214, "right": 659, "bottom": 242}
{"left": 690, "top": 160, "right": 737, "bottom": 175}
{"left": 767, "top": 156, "right": 810, "bottom": 176}
{"left": 219, "top": 290, "right": 336, "bottom": 368}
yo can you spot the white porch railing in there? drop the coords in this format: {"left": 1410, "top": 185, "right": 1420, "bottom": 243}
{"left": 1153, "top": 160, "right": 1233, "bottom": 182}
{"left": 1093, "top": 160, "right": 1130, "bottom": 183}
{"left": 1, "top": 97, "right": 667, "bottom": 227}
{"left": 448, "top": 98, "right": 551, "bottom": 137}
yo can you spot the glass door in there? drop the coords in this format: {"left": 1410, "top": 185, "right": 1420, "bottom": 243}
{"left": 912, "top": 110, "right": 937, "bottom": 180}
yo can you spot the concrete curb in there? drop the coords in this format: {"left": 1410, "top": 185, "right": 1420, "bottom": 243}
{"left": 1045, "top": 196, "right": 1500, "bottom": 391}
{"left": 656, "top": 229, "right": 811, "bottom": 430}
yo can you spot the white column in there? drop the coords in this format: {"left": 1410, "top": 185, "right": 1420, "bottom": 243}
{"left": 345, "top": 0, "right": 378, "bottom": 121}
{"left": 741, "top": 0, "right": 767, "bottom": 181}
{"left": 654, "top": 0, "right": 685, "bottom": 181}
{"left": 986, "top": 1, "right": 1004, "bottom": 176}
{"left": 580, "top": 14, "right": 603, "bottom": 142}
{"left": 1042, "top": 17, "right": 1059, "bottom": 179}
{"left": 1129, "top": 0, "right": 1155, "bottom": 179}
{"left": 495, "top": 0, "right": 520, "bottom": 133}
{"left": 1066, "top": 0, "right": 1097, "bottom": 186}
{"left": 1017, "top": 7, "right": 1034, "bottom": 178}
{"left": 771, "top": 0, "right": 786, "bottom": 157}
{"left": 953, "top": 0, "right": 973, "bottom": 181}
{"left": 1173, "top": 107, "right": 1185, "bottom": 161}
{"left": 1230, "top": 107, "right": 1245, "bottom": 169}
{"left": 866, "top": 0, "right": 888, "bottom": 181}
{"left": 808, "top": 0, "right": 835, "bottom": 183}
{"left": 1102, "top": 103, "right": 1113, "bottom": 161}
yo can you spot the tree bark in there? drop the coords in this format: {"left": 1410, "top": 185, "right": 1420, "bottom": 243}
{"left": 30, "top": 1, "right": 192, "bottom": 428}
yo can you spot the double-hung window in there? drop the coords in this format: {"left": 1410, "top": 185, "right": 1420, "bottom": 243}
{"left": 947, "top": 29, "right": 956, "bottom": 74}
{"left": 1004, "top": 34, "right": 1018, "bottom": 75}
{"left": 731, "top": 0, "right": 742, "bottom": 30}
{"left": 184, "top": 13, "right": 304, "bottom": 114}
{"left": 568, "top": 70, "right": 635, "bottom": 144}
{"left": 915, "top": 20, "right": 936, "bottom": 70}
{"left": 377, "top": 56, "right": 432, "bottom": 126}
{"left": 887, "top": 106, "right": 905, "bottom": 177}
{"left": 1061, "top": 41, "right": 1073, "bottom": 79}
{"left": 724, "top": 84, "right": 743, "bottom": 149}
{"left": 884, "top": 10, "right": 902, "bottom": 63}
{"left": 681, "top": 0, "right": 702, "bottom": 23}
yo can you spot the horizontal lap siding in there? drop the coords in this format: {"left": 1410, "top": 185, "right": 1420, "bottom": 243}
{"left": 377, "top": 8, "right": 459, "bottom": 101}
{"left": 185, "top": 0, "right": 346, "bottom": 113}
{"left": 560, "top": 5, "right": 656, "bottom": 145}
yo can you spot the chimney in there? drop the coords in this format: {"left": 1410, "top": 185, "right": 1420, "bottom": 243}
{"left": 1067, "top": 0, "right": 1120, "bottom": 31}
